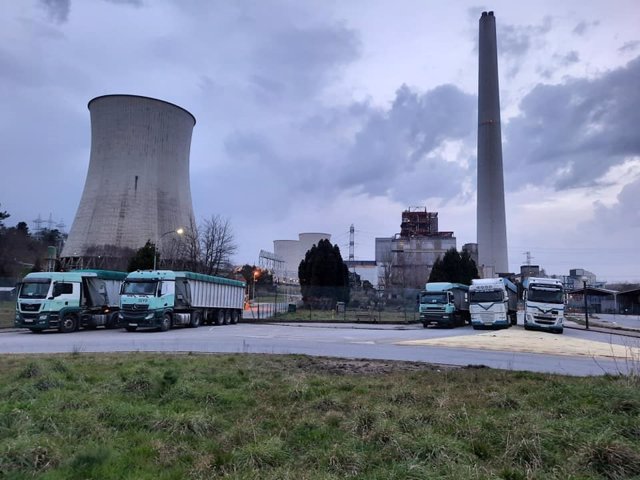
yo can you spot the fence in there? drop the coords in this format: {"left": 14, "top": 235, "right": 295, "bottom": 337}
{"left": 246, "top": 285, "right": 420, "bottom": 324}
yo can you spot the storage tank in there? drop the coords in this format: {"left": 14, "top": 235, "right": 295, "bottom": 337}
{"left": 61, "top": 94, "right": 197, "bottom": 269}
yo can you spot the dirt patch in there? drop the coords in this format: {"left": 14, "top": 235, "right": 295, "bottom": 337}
{"left": 293, "top": 355, "right": 459, "bottom": 375}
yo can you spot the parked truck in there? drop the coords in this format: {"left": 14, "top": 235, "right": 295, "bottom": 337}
{"left": 419, "top": 282, "right": 470, "bottom": 328}
{"left": 15, "top": 269, "right": 127, "bottom": 333}
{"left": 469, "top": 277, "right": 518, "bottom": 329}
{"left": 119, "top": 270, "right": 246, "bottom": 332}
{"left": 523, "top": 277, "right": 565, "bottom": 334}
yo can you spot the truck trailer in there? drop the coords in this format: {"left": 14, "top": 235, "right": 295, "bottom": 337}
{"left": 119, "top": 270, "right": 246, "bottom": 332}
{"left": 523, "top": 277, "right": 564, "bottom": 334}
{"left": 419, "top": 282, "right": 470, "bottom": 328}
{"left": 469, "top": 277, "right": 518, "bottom": 329}
{"left": 15, "top": 269, "right": 127, "bottom": 333}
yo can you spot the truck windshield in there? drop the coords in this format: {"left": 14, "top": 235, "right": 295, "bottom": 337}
{"left": 122, "top": 281, "right": 157, "bottom": 295}
{"left": 19, "top": 280, "right": 51, "bottom": 299}
{"left": 529, "top": 287, "right": 564, "bottom": 304}
{"left": 470, "top": 290, "right": 503, "bottom": 303}
{"left": 420, "top": 292, "right": 448, "bottom": 304}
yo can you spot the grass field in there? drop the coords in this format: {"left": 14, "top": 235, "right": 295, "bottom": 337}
{"left": 271, "top": 308, "right": 419, "bottom": 324}
{"left": 1, "top": 353, "right": 639, "bottom": 479}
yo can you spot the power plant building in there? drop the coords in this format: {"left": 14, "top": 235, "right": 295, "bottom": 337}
{"left": 61, "top": 95, "right": 197, "bottom": 270}
{"left": 375, "top": 208, "right": 456, "bottom": 289}
{"left": 477, "top": 11, "right": 509, "bottom": 276}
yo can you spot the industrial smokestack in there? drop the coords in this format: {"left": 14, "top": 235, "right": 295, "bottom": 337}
{"left": 61, "top": 94, "right": 197, "bottom": 269}
{"left": 477, "top": 11, "right": 508, "bottom": 276}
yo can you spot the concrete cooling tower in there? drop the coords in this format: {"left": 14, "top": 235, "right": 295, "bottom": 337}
{"left": 61, "top": 94, "right": 196, "bottom": 269}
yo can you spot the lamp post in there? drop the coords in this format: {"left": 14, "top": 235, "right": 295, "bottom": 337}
{"left": 153, "top": 228, "right": 185, "bottom": 270}
{"left": 582, "top": 276, "right": 589, "bottom": 330}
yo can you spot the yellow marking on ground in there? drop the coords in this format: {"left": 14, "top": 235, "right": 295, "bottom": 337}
{"left": 397, "top": 328, "right": 640, "bottom": 359}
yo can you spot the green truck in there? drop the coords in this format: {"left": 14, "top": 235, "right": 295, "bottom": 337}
{"left": 15, "top": 270, "right": 127, "bottom": 333}
{"left": 419, "top": 282, "right": 470, "bottom": 328}
{"left": 119, "top": 270, "right": 246, "bottom": 332}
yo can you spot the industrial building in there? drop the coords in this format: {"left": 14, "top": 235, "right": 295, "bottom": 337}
{"left": 61, "top": 95, "right": 197, "bottom": 270}
{"left": 477, "top": 11, "right": 509, "bottom": 276}
{"left": 375, "top": 208, "right": 456, "bottom": 289}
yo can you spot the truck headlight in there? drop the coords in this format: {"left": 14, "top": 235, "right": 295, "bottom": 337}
{"left": 118, "top": 313, "right": 124, "bottom": 320}
{"left": 39, "top": 314, "right": 48, "bottom": 320}
{"left": 145, "top": 313, "right": 154, "bottom": 320}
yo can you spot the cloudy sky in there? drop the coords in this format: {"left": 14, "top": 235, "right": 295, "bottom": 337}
{"left": 2, "top": 0, "right": 639, "bottom": 282}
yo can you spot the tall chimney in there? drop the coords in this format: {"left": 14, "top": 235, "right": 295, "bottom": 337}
{"left": 477, "top": 11, "right": 508, "bottom": 275}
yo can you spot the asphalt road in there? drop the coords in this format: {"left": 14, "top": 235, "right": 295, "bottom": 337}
{"left": 1, "top": 320, "right": 637, "bottom": 377}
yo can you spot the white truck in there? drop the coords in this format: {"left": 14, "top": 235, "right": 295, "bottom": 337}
{"left": 119, "top": 270, "right": 246, "bottom": 332}
{"left": 15, "top": 269, "right": 127, "bottom": 333}
{"left": 419, "top": 282, "right": 470, "bottom": 328}
{"left": 469, "top": 277, "right": 518, "bottom": 329}
{"left": 522, "top": 277, "right": 565, "bottom": 334}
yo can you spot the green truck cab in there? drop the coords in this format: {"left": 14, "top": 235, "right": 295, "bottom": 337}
{"left": 419, "top": 282, "right": 470, "bottom": 328}
{"left": 119, "top": 270, "right": 246, "bottom": 332}
{"left": 15, "top": 270, "right": 126, "bottom": 333}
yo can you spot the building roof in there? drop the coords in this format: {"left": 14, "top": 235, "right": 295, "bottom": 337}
{"left": 567, "top": 286, "right": 618, "bottom": 297}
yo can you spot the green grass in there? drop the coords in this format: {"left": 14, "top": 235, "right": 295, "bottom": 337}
{"left": 0, "top": 353, "right": 639, "bottom": 479}
{"left": 0, "top": 301, "right": 14, "bottom": 328}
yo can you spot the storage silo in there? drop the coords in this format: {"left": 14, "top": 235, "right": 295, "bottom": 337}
{"left": 61, "top": 94, "right": 196, "bottom": 269}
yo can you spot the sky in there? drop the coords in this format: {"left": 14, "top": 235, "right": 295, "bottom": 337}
{"left": 1, "top": 0, "right": 639, "bottom": 282}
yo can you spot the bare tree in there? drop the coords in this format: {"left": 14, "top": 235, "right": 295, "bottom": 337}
{"left": 199, "top": 215, "right": 237, "bottom": 276}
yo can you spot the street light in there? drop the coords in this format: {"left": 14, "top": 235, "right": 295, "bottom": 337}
{"left": 153, "top": 227, "right": 185, "bottom": 270}
{"left": 582, "top": 276, "right": 589, "bottom": 330}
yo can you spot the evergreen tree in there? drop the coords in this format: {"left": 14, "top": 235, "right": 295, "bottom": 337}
{"left": 428, "top": 247, "right": 479, "bottom": 285}
{"left": 127, "top": 241, "right": 156, "bottom": 272}
{"left": 298, "top": 239, "right": 350, "bottom": 306}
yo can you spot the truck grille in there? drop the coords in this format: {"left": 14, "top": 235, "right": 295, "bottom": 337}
{"left": 122, "top": 304, "right": 149, "bottom": 312}
{"left": 21, "top": 303, "right": 41, "bottom": 312}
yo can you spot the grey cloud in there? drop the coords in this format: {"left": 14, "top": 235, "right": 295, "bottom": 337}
{"left": 572, "top": 20, "right": 599, "bottom": 36}
{"left": 556, "top": 50, "right": 579, "bottom": 66}
{"left": 504, "top": 55, "right": 640, "bottom": 190}
{"left": 250, "top": 23, "right": 361, "bottom": 102}
{"left": 103, "top": 0, "right": 143, "bottom": 6}
{"left": 340, "top": 84, "right": 476, "bottom": 203}
{"left": 39, "top": 0, "right": 70, "bottom": 23}
{"left": 593, "top": 177, "right": 640, "bottom": 230}
{"left": 619, "top": 40, "right": 640, "bottom": 53}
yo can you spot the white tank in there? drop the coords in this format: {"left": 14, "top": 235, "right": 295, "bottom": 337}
{"left": 61, "top": 95, "right": 196, "bottom": 268}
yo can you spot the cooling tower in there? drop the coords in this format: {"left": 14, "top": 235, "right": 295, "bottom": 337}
{"left": 61, "top": 94, "right": 196, "bottom": 269}
{"left": 273, "top": 240, "right": 301, "bottom": 282}
{"left": 298, "top": 233, "right": 332, "bottom": 259}
{"left": 477, "top": 11, "right": 509, "bottom": 275}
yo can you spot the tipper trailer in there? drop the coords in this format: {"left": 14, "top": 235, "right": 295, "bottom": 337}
{"left": 469, "top": 277, "right": 518, "bottom": 329}
{"left": 419, "top": 282, "right": 470, "bottom": 328}
{"left": 523, "top": 277, "right": 565, "bottom": 334}
{"left": 15, "top": 269, "right": 127, "bottom": 333}
{"left": 120, "top": 270, "right": 246, "bottom": 332}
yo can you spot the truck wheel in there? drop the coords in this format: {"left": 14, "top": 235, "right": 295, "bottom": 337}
{"left": 215, "top": 310, "right": 224, "bottom": 326}
{"left": 106, "top": 312, "right": 119, "bottom": 329}
{"left": 125, "top": 326, "right": 137, "bottom": 332}
{"left": 59, "top": 314, "right": 78, "bottom": 333}
{"left": 230, "top": 310, "right": 239, "bottom": 324}
{"left": 189, "top": 311, "right": 201, "bottom": 328}
{"left": 223, "top": 310, "right": 230, "bottom": 325}
{"left": 510, "top": 313, "right": 517, "bottom": 326}
{"left": 160, "top": 313, "right": 171, "bottom": 332}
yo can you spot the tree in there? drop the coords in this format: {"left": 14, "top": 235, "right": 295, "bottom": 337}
{"left": 0, "top": 204, "right": 9, "bottom": 229}
{"left": 298, "top": 239, "right": 349, "bottom": 307}
{"left": 127, "top": 241, "right": 156, "bottom": 272}
{"left": 428, "top": 248, "right": 479, "bottom": 285}
{"left": 198, "top": 215, "right": 237, "bottom": 276}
